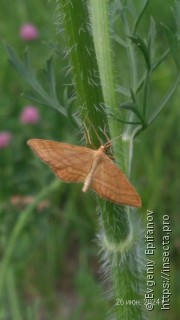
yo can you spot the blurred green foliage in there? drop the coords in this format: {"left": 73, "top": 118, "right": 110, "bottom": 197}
{"left": 0, "top": 1, "right": 179, "bottom": 319}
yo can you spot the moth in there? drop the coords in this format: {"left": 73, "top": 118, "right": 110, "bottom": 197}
{"left": 27, "top": 139, "right": 141, "bottom": 207}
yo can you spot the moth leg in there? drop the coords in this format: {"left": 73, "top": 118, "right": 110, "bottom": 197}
{"left": 86, "top": 118, "right": 105, "bottom": 146}
{"left": 99, "top": 124, "right": 112, "bottom": 146}
{"left": 83, "top": 121, "right": 92, "bottom": 145}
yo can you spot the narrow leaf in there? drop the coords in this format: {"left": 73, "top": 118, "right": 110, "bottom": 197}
{"left": 129, "top": 36, "right": 151, "bottom": 70}
{"left": 162, "top": 23, "right": 180, "bottom": 70}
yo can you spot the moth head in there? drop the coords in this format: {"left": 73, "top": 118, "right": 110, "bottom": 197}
{"left": 100, "top": 145, "right": 105, "bottom": 153}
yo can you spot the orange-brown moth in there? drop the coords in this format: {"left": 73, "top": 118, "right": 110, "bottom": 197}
{"left": 27, "top": 139, "right": 141, "bottom": 207}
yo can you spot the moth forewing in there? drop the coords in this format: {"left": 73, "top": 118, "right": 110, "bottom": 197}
{"left": 27, "top": 139, "right": 142, "bottom": 208}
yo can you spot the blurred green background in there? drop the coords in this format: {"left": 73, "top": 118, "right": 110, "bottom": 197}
{"left": 0, "top": 1, "right": 179, "bottom": 319}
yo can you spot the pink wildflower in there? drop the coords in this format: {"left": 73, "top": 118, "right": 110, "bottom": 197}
{"left": 0, "top": 131, "right": 12, "bottom": 149}
{"left": 20, "top": 106, "right": 40, "bottom": 124}
{"left": 20, "top": 24, "right": 39, "bottom": 41}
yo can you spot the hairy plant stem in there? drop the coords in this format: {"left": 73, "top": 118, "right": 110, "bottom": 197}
{"left": 60, "top": 1, "right": 143, "bottom": 319}
{"left": 88, "top": 1, "right": 143, "bottom": 319}
{"left": 60, "top": 0, "right": 107, "bottom": 146}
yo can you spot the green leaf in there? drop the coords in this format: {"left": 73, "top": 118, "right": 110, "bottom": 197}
{"left": 162, "top": 23, "right": 180, "bottom": 70}
{"left": 118, "top": 89, "right": 147, "bottom": 127}
{"left": 116, "top": 85, "right": 130, "bottom": 97}
{"left": 133, "top": 0, "right": 150, "bottom": 35}
{"left": 171, "top": 1, "right": 180, "bottom": 39}
{"left": 128, "top": 36, "right": 151, "bottom": 70}
{"left": 148, "top": 17, "right": 156, "bottom": 62}
{"left": 46, "top": 57, "right": 57, "bottom": 98}
{"left": 5, "top": 44, "right": 67, "bottom": 116}
{"left": 109, "top": 111, "right": 141, "bottom": 125}
{"left": 112, "top": 34, "right": 128, "bottom": 47}
{"left": 148, "top": 74, "right": 180, "bottom": 125}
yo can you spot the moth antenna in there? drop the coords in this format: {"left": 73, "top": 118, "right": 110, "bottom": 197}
{"left": 104, "top": 134, "right": 121, "bottom": 151}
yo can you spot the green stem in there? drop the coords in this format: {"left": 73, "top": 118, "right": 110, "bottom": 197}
{"left": 89, "top": 2, "right": 143, "bottom": 319}
{"left": 116, "top": 4, "right": 139, "bottom": 173}
{"left": 90, "top": 0, "right": 117, "bottom": 107}
{"left": 60, "top": 1, "right": 143, "bottom": 319}
{"left": 90, "top": 0, "right": 126, "bottom": 170}
{"left": 7, "top": 268, "right": 22, "bottom": 320}
{"left": 60, "top": 0, "right": 107, "bottom": 146}
{"left": 0, "top": 179, "right": 60, "bottom": 302}
{"left": 148, "top": 73, "right": 180, "bottom": 125}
